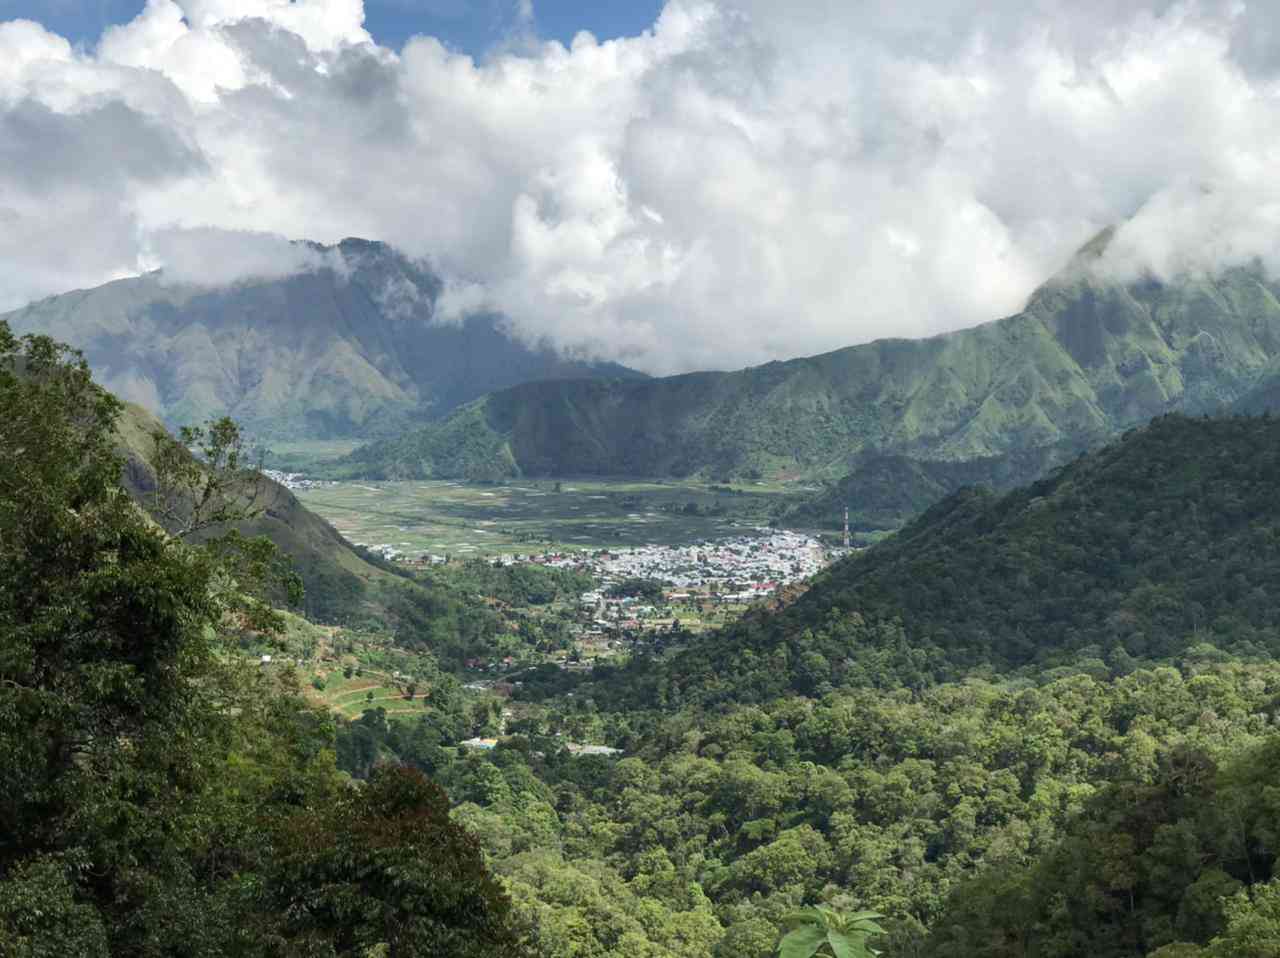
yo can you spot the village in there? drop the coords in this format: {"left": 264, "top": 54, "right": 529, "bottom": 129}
{"left": 263, "top": 468, "right": 336, "bottom": 492}
{"left": 523, "top": 528, "right": 828, "bottom": 592}
{"left": 477, "top": 529, "right": 836, "bottom": 670}
{"left": 281, "top": 471, "right": 845, "bottom": 671}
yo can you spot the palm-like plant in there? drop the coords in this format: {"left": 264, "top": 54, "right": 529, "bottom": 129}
{"left": 776, "top": 905, "right": 885, "bottom": 958}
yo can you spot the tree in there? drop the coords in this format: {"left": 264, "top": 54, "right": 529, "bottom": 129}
{"left": 262, "top": 767, "right": 529, "bottom": 957}
{"left": 0, "top": 326, "right": 223, "bottom": 864}
{"left": 776, "top": 906, "right": 885, "bottom": 958}
{"left": 148, "top": 415, "right": 266, "bottom": 538}
{"left": 148, "top": 415, "right": 302, "bottom": 631}
{"left": 0, "top": 323, "right": 532, "bottom": 956}
{"left": 0, "top": 324, "right": 244, "bottom": 949}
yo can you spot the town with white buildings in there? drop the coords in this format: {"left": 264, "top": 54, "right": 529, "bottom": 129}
{"left": 528, "top": 528, "right": 828, "bottom": 597}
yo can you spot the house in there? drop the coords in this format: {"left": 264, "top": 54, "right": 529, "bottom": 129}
{"left": 565, "top": 743, "right": 622, "bottom": 756}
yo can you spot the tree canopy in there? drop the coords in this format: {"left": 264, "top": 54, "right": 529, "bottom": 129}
{"left": 0, "top": 321, "right": 530, "bottom": 956}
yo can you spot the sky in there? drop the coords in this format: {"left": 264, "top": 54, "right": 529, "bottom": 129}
{"left": 3, "top": 1, "right": 1280, "bottom": 374}
{"left": 2, "top": 0, "right": 667, "bottom": 55}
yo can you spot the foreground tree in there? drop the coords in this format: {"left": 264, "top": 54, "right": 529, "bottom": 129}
{"left": 777, "top": 905, "right": 885, "bottom": 958}
{"left": 0, "top": 322, "right": 530, "bottom": 956}
{"left": 149, "top": 414, "right": 302, "bottom": 632}
{"left": 264, "top": 767, "right": 528, "bottom": 957}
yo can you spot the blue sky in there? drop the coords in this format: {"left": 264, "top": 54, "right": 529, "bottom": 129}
{"left": 1, "top": 0, "right": 667, "bottom": 53}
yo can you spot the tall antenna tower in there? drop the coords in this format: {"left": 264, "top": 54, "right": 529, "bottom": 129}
{"left": 843, "top": 505, "right": 850, "bottom": 549}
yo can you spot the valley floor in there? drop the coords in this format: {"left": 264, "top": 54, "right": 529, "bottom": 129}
{"left": 292, "top": 475, "right": 823, "bottom": 558}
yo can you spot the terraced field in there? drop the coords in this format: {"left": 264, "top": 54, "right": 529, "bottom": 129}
{"left": 304, "top": 667, "right": 431, "bottom": 718}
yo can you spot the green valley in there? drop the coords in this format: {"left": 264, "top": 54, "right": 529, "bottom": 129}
{"left": 340, "top": 412, "right": 1280, "bottom": 957}
{"left": 290, "top": 476, "right": 816, "bottom": 558}
{"left": 12, "top": 299, "right": 1280, "bottom": 958}
{"left": 15, "top": 4, "right": 1280, "bottom": 957}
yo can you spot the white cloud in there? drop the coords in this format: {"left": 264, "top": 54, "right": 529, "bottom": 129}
{"left": 3, "top": 0, "right": 1280, "bottom": 372}
{"left": 142, "top": 226, "right": 347, "bottom": 286}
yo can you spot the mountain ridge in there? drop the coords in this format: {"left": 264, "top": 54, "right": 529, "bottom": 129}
{"left": 343, "top": 255, "right": 1280, "bottom": 481}
{"left": 3, "top": 237, "right": 644, "bottom": 440}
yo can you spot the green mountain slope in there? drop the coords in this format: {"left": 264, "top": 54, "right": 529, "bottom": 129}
{"left": 110, "top": 400, "right": 571, "bottom": 664}
{"left": 0, "top": 321, "right": 529, "bottom": 957}
{"left": 346, "top": 250, "right": 1280, "bottom": 482}
{"left": 606, "top": 413, "right": 1280, "bottom": 707}
{"left": 3, "top": 237, "right": 642, "bottom": 440}
{"left": 783, "top": 440, "right": 1088, "bottom": 534}
{"left": 111, "top": 400, "right": 400, "bottom": 622}
{"left": 1229, "top": 358, "right": 1280, "bottom": 414}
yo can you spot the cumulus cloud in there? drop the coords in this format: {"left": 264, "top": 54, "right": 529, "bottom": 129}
{"left": 3, "top": 0, "right": 1280, "bottom": 372}
{"left": 143, "top": 226, "right": 347, "bottom": 286}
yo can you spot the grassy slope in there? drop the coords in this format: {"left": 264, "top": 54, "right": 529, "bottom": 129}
{"left": 345, "top": 259, "right": 1280, "bottom": 483}
{"left": 113, "top": 401, "right": 399, "bottom": 622}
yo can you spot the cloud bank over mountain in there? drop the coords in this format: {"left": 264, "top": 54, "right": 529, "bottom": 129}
{"left": 4, "top": 0, "right": 1280, "bottom": 372}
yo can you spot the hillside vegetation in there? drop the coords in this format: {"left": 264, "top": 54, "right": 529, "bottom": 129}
{"left": 344, "top": 248, "right": 1280, "bottom": 482}
{"left": 12, "top": 317, "right": 1280, "bottom": 957}
{"left": 602, "top": 413, "right": 1280, "bottom": 706}
{"left": 2, "top": 237, "right": 641, "bottom": 440}
{"left": 111, "top": 399, "right": 401, "bottom": 623}
{"left": 783, "top": 441, "right": 1086, "bottom": 534}
{"left": 344, "top": 409, "right": 1280, "bottom": 956}
{"left": 111, "top": 388, "right": 584, "bottom": 670}
{"left": 0, "top": 322, "right": 531, "bottom": 955}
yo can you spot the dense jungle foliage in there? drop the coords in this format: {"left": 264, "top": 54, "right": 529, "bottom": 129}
{"left": 0, "top": 323, "right": 530, "bottom": 956}
{"left": 337, "top": 660, "right": 1280, "bottom": 957}
{"left": 335, "top": 414, "right": 1280, "bottom": 956}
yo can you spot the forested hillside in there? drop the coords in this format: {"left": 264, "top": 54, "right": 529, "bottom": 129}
{"left": 600, "top": 414, "right": 1280, "bottom": 708}
{"left": 0, "top": 322, "right": 531, "bottom": 955}
{"left": 2, "top": 238, "right": 641, "bottom": 440}
{"left": 782, "top": 441, "right": 1086, "bottom": 535}
{"left": 343, "top": 244, "right": 1280, "bottom": 482}
{"left": 111, "top": 398, "right": 399, "bottom": 622}
{"left": 334, "top": 410, "right": 1280, "bottom": 956}
{"left": 107, "top": 397, "right": 590, "bottom": 668}
{"left": 9, "top": 317, "right": 1280, "bottom": 956}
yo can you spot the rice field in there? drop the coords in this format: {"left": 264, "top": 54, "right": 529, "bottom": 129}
{"left": 295, "top": 477, "right": 808, "bottom": 557}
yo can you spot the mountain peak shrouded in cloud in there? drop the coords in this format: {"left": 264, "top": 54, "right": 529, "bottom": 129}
{"left": 0, "top": 233, "right": 645, "bottom": 439}
{"left": 5, "top": 0, "right": 1280, "bottom": 374}
{"left": 141, "top": 227, "right": 348, "bottom": 287}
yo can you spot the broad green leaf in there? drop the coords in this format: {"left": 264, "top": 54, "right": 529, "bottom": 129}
{"left": 778, "top": 924, "right": 827, "bottom": 958}
{"left": 779, "top": 909, "right": 825, "bottom": 930}
{"left": 826, "top": 930, "right": 861, "bottom": 958}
